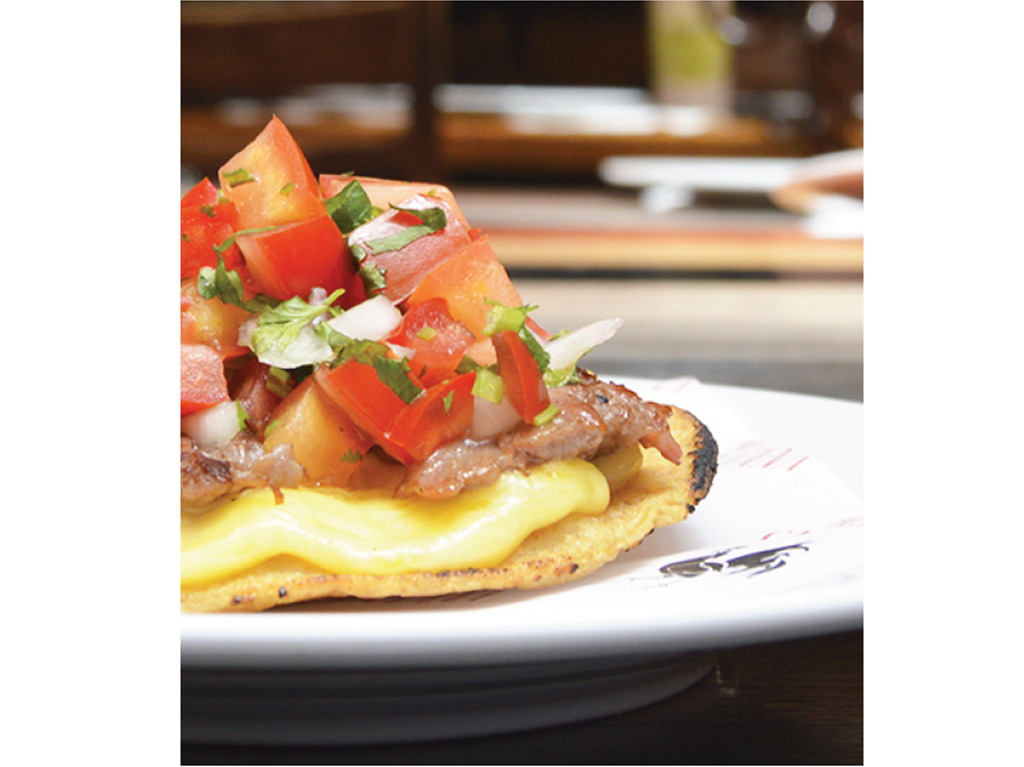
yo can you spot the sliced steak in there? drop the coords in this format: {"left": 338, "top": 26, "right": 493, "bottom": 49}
{"left": 181, "top": 430, "right": 304, "bottom": 509}
{"left": 398, "top": 376, "right": 681, "bottom": 500}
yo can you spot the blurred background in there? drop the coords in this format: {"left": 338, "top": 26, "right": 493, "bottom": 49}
{"left": 181, "top": 0, "right": 863, "bottom": 401}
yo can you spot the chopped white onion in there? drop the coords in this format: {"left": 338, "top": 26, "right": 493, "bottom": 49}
{"left": 237, "top": 315, "right": 257, "bottom": 348}
{"left": 469, "top": 395, "right": 521, "bottom": 441}
{"left": 543, "top": 317, "right": 624, "bottom": 371}
{"left": 325, "top": 294, "right": 402, "bottom": 341}
{"left": 387, "top": 343, "right": 416, "bottom": 360}
{"left": 181, "top": 400, "right": 244, "bottom": 450}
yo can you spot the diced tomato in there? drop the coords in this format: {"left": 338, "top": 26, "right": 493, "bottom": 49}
{"left": 181, "top": 189, "right": 242, "bottom": 280}
{"left": 313, "top": 360, "right": 475, "bottom": 465}
{"left": 491, "top": 330, "right": 550, "bottom": 424}
{"left": 386, "top": 373, "right": 476, "bottom": 462}
{"left": 347, "top": 195, "right": 472, "bottom": 303}
{"left": 181, "top": 294, "right": 198, "bottom": 344}
{"left": 264, "top": 377, "right": 374, "bottom": 486}
{"left": 235, "top": 214, "right": 364, "bottom": 304}
{"left": 218, "top": 115, "right": 326, "bottom": 230}
{"left": 181, "top": 177, "right": 220, "bottom": 208}
{"left": 314, "top": 360, "right": 418, "bottom": 464}
{"left": 386, "top": 298, "right": 475, "bottom": 387}
{"left": 181, "top": 344, "right": 230, "bottom": 416}
{"left": 228, "top": 358, "right": 285, "bottom": 438}
{"left": 320, "top": 175, "right": 471, "bottom": 230}
{"left": 404, "top": 235, "right": 523, "bottom": 340}
{"left": 180, "top": 280, "right": 250, "bottom": 358}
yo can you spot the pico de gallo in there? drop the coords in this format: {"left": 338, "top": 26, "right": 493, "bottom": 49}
{"left": 181, "top": 117, "right": 631, "bottom": 495}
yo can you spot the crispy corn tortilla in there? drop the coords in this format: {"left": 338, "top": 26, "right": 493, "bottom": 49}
{"left": 181, "top": 407, "right": 717, "bottom": 612}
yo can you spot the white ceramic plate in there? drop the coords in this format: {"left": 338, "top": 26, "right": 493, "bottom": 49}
{"left": 181, "top": 379, "right": 863, "bottom": 745}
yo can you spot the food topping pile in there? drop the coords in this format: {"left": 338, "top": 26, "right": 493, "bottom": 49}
{"left": 181, "top": 117, "right": 681, "bottom": 510}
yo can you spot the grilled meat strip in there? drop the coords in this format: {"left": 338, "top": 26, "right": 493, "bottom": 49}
{"left": 397, "top": 375, "right": 682, "bottom": 500}
{"left": 181, "top": 375, "right": 681, "bottom": 506}
{"left": 181, "top": 430, "right": 304, "bottom": 509}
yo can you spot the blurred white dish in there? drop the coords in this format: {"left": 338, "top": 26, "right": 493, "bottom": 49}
{"left": 770, "top": 149, "right": 864, "bottom": 214}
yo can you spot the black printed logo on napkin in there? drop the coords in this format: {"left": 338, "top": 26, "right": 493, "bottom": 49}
{"left": 659, "top": 542, "right": 810, "bottom": 579}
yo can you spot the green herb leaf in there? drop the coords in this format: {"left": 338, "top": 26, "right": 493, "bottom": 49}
{"left": 199, "top": 204, "right": 216, "bottom": 218}
{"left": 197, "top": 253, "right": 269, "bottom": 313}
{"left": 236, "top": 400, "right": 251, "bottom": 430}
{"left": 337, "top": 340, "right": 424, "bottom": 403}
{"left": 357, "top": 262, "right": 388, "bottom": 295}
{"left": 360, "top": 207, "right": 447, "bottom": 254}
{"left": 197, "top": 227, "right": 281, "bottom": 311}
{"left": 482, "top": 301, "right": 550, "bottom": 372}
{"left": 340, "top": 449, "right": 363, "bottom": 464}
{"left": 325, "top": 179, "right": 377, "bottom": 234}
{"left": 543, "top": 365, "right": 580, "bottom": 388}
{"left": 471, "top": 367, "right": 505, "bottom": 404}
{"left": 213, "top": 226, "right": 277, "bottom": 258}
{"left": 279, "top": 182, "right": 295, "bottom": 196}
{"left": 532, "top": 403, "right": 561, "bottom": 426}
{"left": 313, "top": 321, "right": 353, "bottom": 350}
{"left": 250, "top": 288, "right": 346, "bottom": 357}
{"left": 416, "top": 325, "right": 438, "bottom": 341}
{"left": 518, "top": 326, "right": 550, "bottom": 373}
{"left": 222, "top": 168, "right": 256, "bottom": 187}
{"left": 338, "top": 339, "right": 390, "bottom": 366}
{"left": 455, "top": 355, "right": 496, "bottom": 376}
{"left": 373, "top": 355, "right": 423, "bottom": 404}
{"left": 482, "top": 301, "right": 538, "bottom": 336}
{"left": 442, "top": 391, "right": 455, "bottom": 413}
{"left": 266, "top": 367, "right": 294, "bottom": 398}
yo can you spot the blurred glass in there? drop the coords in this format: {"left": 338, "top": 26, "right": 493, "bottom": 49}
{"left": 647, "top": 1, "right": 735, "bottom": 115}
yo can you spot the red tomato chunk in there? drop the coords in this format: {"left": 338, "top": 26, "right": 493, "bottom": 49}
{"left": 181, "top": 344, "right": 230, "bottom": 416}
{"left": 386, "top": 298, "right": 475, "bottom": 387}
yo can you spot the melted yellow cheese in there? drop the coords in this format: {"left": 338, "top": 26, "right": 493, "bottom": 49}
{"left": 180, "top": 455, "right": 636, "bottom": 587}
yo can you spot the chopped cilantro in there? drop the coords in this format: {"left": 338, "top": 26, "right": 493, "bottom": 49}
{"left": 197, "top": 249, "right": 273, "bottom": 313}
{"left": 543, "top": 365, "right": 580, "bottom": 388}
{"left": 213, "top": 226, "right": 276, "bottom": 259}
{"left": 222, "top": 168, "right": 256, "bottom": 187}
{"left": 483, "top": 301, "right": 550, "bottom": 373}
{"left": 235, "top": 400, "right": 250, "bottom": 430}
{"left": 340, "top": 449, "right": 362, "bottom": 464}
{"left": 471, "top": 368, "right": 504, "bottom": 404}
{"left": 357, "top": 262, "right": 388, "bottom": 295}
{"left": 359, "top": 206, "right": 447, "bottom": 254}
{"left": 325, "top": 179, "right": 377, "bottom": 234}
{"left": 482, "top": 301, "right": 538, "bottom": 336}
{"left": 373, "top": 355, "right": 423, "bottom": 404}
{"left": 266, "top": 367, "right": 293, "bottom": 398}
{"left": 249, "top": 288, "right": 346, "bottom": 358}
{"left": 532, "top": 403, "right": 560, "bottom": 426}
{"left": 337, "top": 340, "right": 424, "bottom": 404}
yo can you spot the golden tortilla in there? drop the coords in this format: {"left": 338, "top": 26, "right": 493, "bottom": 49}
{"left": 180, "top": 407, "right": 717, "bottom": 612}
